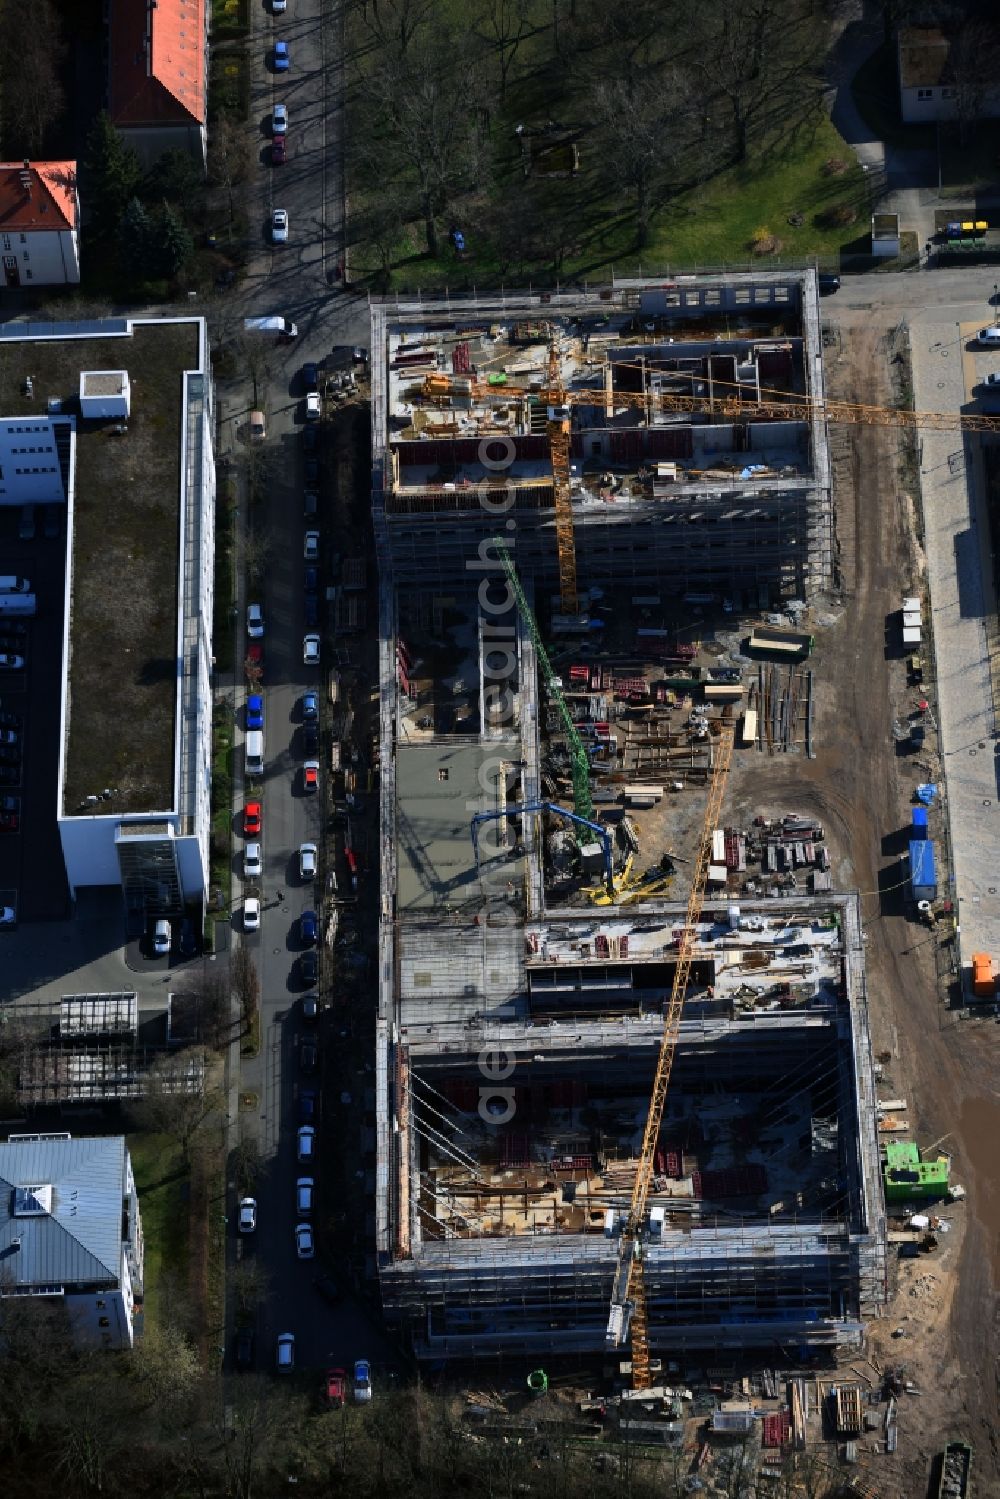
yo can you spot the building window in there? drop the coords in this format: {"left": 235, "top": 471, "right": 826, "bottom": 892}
{"left": 96, "top": 1299, "right": 106, "bottom": 1309}
{"left": 22, "top": 251, "right": 29, "bottom": 262}
{"left": 941, "top": 87, "right": 956, "bottom": 99}
{"left": 917, "top": 88, "right": 933, "bottom": 100}
{"left": 98, "top": 1316, "right": 110, "bottom": 1327}
{"left": 1, "top": 235, "right": 9, "bottom": 252}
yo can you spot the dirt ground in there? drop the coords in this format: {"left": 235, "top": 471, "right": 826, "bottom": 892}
{"left": 725, "top": 323, "right": 1000, "bottom": 1496}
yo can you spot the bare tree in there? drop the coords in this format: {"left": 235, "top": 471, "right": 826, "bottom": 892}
{"left": 131, "top": 1048, "right": 225, "bottom": 1166}
{"left": 360, "top": 0, "right": 435, "bottom": 55}
{"left": 243, "top": 528, "right": 273, "bottom": 587}
{"left": 590, "top": 69, "right": 691, "bottom": 247}
{"left": 352, "top": 185, "right": 412, "bottom": 288}
{"left": 361, "top": 23, "right": 490, "bottom": 257}
{"left": 229, "top": 1259, "right": 271, "bottom": 1317}
{"left": 208, "top": 113, "right": 252, "bottom": 242}
{"left": 0, "top": 0, "right": 66, "bottom": 154}
{"left": 475, "top": 0, "right": 537, "bottom": 102}
{"left": 232, "top": 947, "right": 260, "bottom": 1034}
{"left": 692, "top": 0, "right": 827, "bottom": 164}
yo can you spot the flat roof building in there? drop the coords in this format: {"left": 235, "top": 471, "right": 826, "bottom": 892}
{"left": 0, "top": 317, "right": 216, "bottom": 920}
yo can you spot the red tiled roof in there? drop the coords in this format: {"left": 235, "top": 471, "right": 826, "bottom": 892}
{"left": 0, "top": 161, "right": 78, "bottom": 232}
{"left": 109, "top": 0, "right": 206, "bottom": 129}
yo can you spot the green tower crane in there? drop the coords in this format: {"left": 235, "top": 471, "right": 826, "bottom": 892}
{"left": 492, "top": 537, "right": 594, "bottom": 826}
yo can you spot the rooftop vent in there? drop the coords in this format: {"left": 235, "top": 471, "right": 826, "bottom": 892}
{"left": 14, "top": 1184, "right": 53, "bottom": 1216}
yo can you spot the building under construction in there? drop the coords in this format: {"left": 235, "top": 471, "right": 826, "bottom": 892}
{"left": 373, "top": 275, "right": 886, "bottom": 1368}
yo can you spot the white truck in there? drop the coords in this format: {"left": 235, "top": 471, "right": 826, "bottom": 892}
{"left": 244, "top": 316, "right": 298, "bottom": 339}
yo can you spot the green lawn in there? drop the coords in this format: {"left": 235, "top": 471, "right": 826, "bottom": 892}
{"left": 129, "top": 1133, "right": 189, "bottom": 1327}
{"left": 358, "top": 111, "right": 868, "bottom": 292}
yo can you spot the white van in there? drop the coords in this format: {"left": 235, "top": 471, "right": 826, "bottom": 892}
{"left": 296, "top": 1126, "right": 315, "bottom": 1162}
{"left": 245, "top": 730, "right": 264, "bottom": 776}
{"left": 0, "top": 576, "right": 31, "bottom": 594}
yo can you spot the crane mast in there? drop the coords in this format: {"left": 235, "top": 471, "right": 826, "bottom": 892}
{"left": 607, "top": 723, "right": 735, "bottom": 1388}
{"left": 492, "top": 537, "right": 594, "bottom": 825}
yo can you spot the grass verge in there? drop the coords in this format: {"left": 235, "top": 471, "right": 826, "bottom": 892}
{"left": 128, "top": 1133, "right": 188, "bottom": 1329}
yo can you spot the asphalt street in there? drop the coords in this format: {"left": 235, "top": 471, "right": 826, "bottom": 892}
{"left": 224, "top": 0, "right": 393, "bottom": 1385}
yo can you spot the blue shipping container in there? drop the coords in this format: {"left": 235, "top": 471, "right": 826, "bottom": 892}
{"left": 909, "top": 838, "right": 937, "bottom": 901}
{"left": 912, "top": 806, "right": 929, "bottom": 839}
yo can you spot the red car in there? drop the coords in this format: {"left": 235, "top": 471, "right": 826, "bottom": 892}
{"left": 244, "top": 801, "right": 262, "bottom": 837}
{"left": 324, "top": 1368, "right": 346, "bottom": 1408}
{"left": 0, "top": 810, "right": 18, "bottom": 833}
{"left": 303, "top": 760, "right": 319, "bottom": 794}
{"left": 272, "top": 134, "right": 286, "bottom": 165}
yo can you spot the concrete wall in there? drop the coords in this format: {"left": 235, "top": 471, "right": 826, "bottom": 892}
{"left": 0, "top": 227, "right": 80, "bottom": 286}
{"left": 0, "top": 418, "right": 66, "bottom": 503}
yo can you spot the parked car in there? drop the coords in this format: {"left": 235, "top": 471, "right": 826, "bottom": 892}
{"left": 298, "top": 1088, "right": 317, "bottom": 1124}
{"left": 314, "top": 1274, "right": 341, "bottom": 1306}
{"left": 302, "top": 361, "right": 319, "bottom": 393}
{"left": 980, "top": 371, "right": 1000, "bottom": 389}
{"left": 305, "top": 391, "right": 322, "bottom": 421}
{"left": 273, "top": 40, "right": 290, "bottom": 70}
{"left": 296, "top": 1177, "right": 314, "bottom": 1215}
{"left": 299, "top": 842, "right": 317, "bottom": 880}
{"left": 302, "top": 723, "right": 319, "bottom": 755}
{"left": 244, "top": 801, "right": 262, "bottom": 837}
{"left": 0, "top": 809, "right": 18, "bottom": 834}
{"left": 303, "top": 760, "right": 319, "bottom": 793}
{"left": 300, "top": 1037, "right": 317, "bottom": 1072}
{"left": 301, "top": 424, "right": 318, "bottom": 452}
{"left": 299, "top": 949, "right": 318, "bottom": 986}
{"left": 0, "top": 729, "right": 18, "bottom": 746}
{"left": 152, "top": 918, "right": 171, "bottom": 956}
{"left": 238, "top": 1197, "right": 257, "bottom": 1234}
{"left": 276, "top": 1333, "right": 295, "bottom": 1373}
{"left": 43, "top": 506, "right": 60, "bottom": 540}
{"left": 0, "top": 655, "right": 25, "bottom": 670}
{"left": 272, "top": 102, "right": 288, "bottom": 134}
{"left": 303, "top": 633, "right": 320, "bottom": 665}
{"left": 975, "top": 326, "right": 1000, "bottom": 346}
{"left": 272, "top": 208, "right": 289, "bottom": 243}
{"left": 244, "top": 842, "right": 262, "bottom": 879}
{"left": 304, "top": 593, "right": 319, "bottom": 628}
{"left": 302, "top": 691, "right": 319, "bottom": 721}
{"left": 244, "top": 896, "right": 261, "bottom": 932}
{"left": 300, "top": 908, "right": 318, "bottom": 945}
{"left": 235, "top": 1327, "right": 255, "bottom": 1370}
{"left": 301, "top": 993, "right": 319, "bottom": 1023}
{"left": 353, "top": 1360, "right": 373, "bottom": 1404}
{"left": 247, "top": 603, "right": 264, "bottom": 638}
{"left": 304, "top": 489, "right": 318, "bottom": 517}
{"left": 295, "top": 1223, "right": 315, "bottom": 1260}
{"left": 303, "top": 456, "right": 319, "bottom": 485}
{"left": 246, "top": 693, "right": 264, "bottom": 731}
{"left": 817, "top": 272, "right": 841, "bottom": 295}
{"left": 296, "top": 1125, "right": 315, "bottom": 1162}
{"left": 0, "top": 906, "right": 15, "bottom": 926}
{"left": 19, "top": 504, "right": 36, "bottom": 541}
{"left": 179, "top": 918, "right": 197, "bottom": 957}
{"left": 273, "top": 0, "right": 287, "bottom": 12}
{"left": 272, "top": 134, "right": 286, "bottom": 165}
{"left": 324, "top": 1369, "right": 347, "bottom": 1408}
{"left": 304, "top": 530, "right": 320, "bottom": 561}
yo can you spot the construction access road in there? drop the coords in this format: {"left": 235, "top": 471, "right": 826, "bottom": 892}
{"left": 720, "top": 270, "right": 1000, "bottom": 1495}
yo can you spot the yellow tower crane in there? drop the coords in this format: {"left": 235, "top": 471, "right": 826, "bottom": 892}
{"left": 606, "top": 721, "right": 734, "bottom": 1389}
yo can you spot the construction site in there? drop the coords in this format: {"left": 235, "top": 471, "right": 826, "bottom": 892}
{"left": 371, "top": 274, "right": 897, "bottom": 1393}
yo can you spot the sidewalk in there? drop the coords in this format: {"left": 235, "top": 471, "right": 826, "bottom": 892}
{"left": 911, "top": 305, "right": 1000, "bottom": 968}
